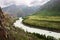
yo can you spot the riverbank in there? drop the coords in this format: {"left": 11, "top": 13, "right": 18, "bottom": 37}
{"left": 14, "top": 17, "right": 60, "bottom": 39}
{"left": 23, "top": 16, "right": 60, "bottom": 33}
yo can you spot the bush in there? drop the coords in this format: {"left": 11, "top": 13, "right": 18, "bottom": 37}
{"left": 47, "top": 36, "right": 56, "bottom": 40}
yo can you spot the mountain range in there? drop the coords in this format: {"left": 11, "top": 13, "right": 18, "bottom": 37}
{"left": 2, "top": 4, "right": 40, "bottom": 17}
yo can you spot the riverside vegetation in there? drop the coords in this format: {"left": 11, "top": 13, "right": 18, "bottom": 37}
{"left": 0, "top": 7, "right": 60, "bottom": 40}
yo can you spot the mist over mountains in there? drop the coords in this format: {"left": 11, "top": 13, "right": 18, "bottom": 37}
{"left": 1, "top": 0, "right": 50, "bottom": 17}
{"left": 2, "top": 4, "right": 40, "bottom": 17}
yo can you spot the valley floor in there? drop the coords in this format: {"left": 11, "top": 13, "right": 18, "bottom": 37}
{"left": 23, "top": 15, "right": 60, "bottom": 32}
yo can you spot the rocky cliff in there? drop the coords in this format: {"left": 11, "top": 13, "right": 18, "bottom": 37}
{"left": 0, "top": 7, "right": 7, "bottom": 40}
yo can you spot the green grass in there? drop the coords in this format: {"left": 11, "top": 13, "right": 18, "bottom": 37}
{"left": 23, "top": 15, "right": 60, "bottom": 31}
{"left": 33, "top": 10, "right": 60, "bottom": 16}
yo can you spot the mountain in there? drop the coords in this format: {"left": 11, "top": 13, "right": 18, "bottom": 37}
{"left": 2, "top": 4, "right": 23, "bottom": 17}
{"left": 2, "top": 4, "right": 40, "bottom": 17}
{"left": 35, "top": 0, "right": 60, "bottom": 16}
{"left": 41, "top": 0, "right": 60, "bottom": 10}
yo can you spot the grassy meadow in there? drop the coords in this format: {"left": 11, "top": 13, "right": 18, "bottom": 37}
{"left": 23, "top": 15, "right": 60, "bottom": 32}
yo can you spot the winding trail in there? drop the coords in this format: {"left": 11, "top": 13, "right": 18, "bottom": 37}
{"left": 14, "top": 17, "right": 60, "bottom": 39}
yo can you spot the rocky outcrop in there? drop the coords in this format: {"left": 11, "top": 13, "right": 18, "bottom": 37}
{"left": 0, "top": 7, "right": 7, "bottom": 40}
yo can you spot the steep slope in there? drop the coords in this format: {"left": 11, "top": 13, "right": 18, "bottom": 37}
{"left": 0, "top": 7, "right": 7, "bottom": 40}
{"left": 35, "top": 0, "right": 60, "bottom": 16}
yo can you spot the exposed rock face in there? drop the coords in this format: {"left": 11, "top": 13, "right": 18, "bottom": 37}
{"left": 0, "top": 7, "right": 7, "bottom": 40}
{"left": 0, "top": 7, "right": 5, "bottom": 27}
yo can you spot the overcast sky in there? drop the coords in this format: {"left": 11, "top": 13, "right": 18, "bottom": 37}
{"left": 0, "top": 0, "right": 50, "bottom": 8}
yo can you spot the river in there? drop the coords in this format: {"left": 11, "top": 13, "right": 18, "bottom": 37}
{"left": 14, "top": 17, "right": 60, "bottom": 39}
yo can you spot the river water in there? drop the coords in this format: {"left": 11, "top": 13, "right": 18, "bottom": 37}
{"left": 14, "top": 17, "right": 60, "bottom": 39}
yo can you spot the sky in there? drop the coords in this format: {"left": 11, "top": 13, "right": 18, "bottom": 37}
{"left": 0, "top": 0, "right": 50, "bottom": 8}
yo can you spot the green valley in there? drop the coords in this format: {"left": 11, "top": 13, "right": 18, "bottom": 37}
{"left": 23, "top": 15, "right": 60, "bottom": 32}
{"left": 22, "top": 0, "right": 60, "bottom": 32}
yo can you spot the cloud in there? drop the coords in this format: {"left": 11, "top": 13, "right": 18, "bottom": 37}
{"left": 28, "top": 0, "right": 50, "bottom": 7}
{"left": 0, "top": 0, "right": 14, "bottom": 8}
{"left": 14, "top": 0, "right": 50, "bottom": 7}
{"left": 0, "top": 0, "right": 50, "bottom": 8}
